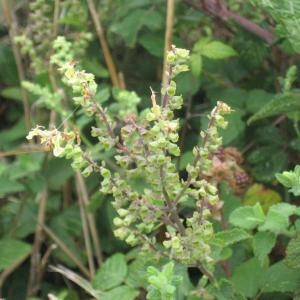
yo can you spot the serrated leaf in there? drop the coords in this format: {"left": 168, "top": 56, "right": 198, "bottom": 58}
{"left": 252, "top": 231, "right": 276, "bottom": 266}
{"left": 214, "top": 228, "right": 251, "bottom": 246}
{"left": 190, "top": 53, "right": 203, "bottom": 78}
{"left": 248, "top": 93, "right": 300, "bottom": 124}
{"left": 102, "top": 285, "right": 139, "bottom": 300}
{"left": 229, "top": 203, "right": 265, "bottom": 229}
{"left": 258, "top": 203, "right": 298, "bottom": 234}
{"left": 261, "top": 261, "right": 300, "bottom": 293}
{"left": 286, "top": 236, "right": 300, "bottom": 269}
{"left": 0, "top": 239, "right": 31, "bottom": 271}
{"left": 200, "top": 41, "right": 237, "bottom": 60}
{"left": 93, "top": 253, "right": 127, "bottom": 290}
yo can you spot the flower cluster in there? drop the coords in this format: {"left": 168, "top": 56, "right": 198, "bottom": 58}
{"left": 28, "top": 46, "right": 232, "bottom": 272}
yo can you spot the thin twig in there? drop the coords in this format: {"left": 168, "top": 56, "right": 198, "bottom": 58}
{"left": 75, "top": 172, "right": 95, "bottom": 277}
{"left": 76, "top": 173, "right": 103, "bottom": 265}
{"left": 27, "top": 187, "right": 48, "bottom": 297}
{"left": 182, "top": 0, "right": 275, "bottom": 44}
{"left": 86, "top": 0, "right": 120, "bottom": 87}
{"left": 162, "top": 0, "right": 175, "bottom": 88}
{"left": 1, "top": 0, "right": 31, "bottom": 130}
{"left": 43, "top": 225, "right": 91, "bottom": 278}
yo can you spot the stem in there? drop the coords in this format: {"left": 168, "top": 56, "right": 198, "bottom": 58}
{"left": 196, "top": 261, "right": 216, "bottom": 284}
{"left": 86, "top": 0, "right": 120, "bottom": 88}
{"left": 159, "top": 167, "right": 186, "bottom": 235}
{"left": 174, "top": 106, "right": 219, "bottom": 203}
{"left": 1, "top": 0, "right": 31, "bottom": 130}
{"left": 27, "top": 188, "right": 48, "bottom": 297}
{"left": 182, "top": 0, "right": 275, "bottom": 44}
{"left": 75, "top": 173, "right": 95, "bottom": 277}
{"left": 162, "top": 0, "right": 175, "bottom": 89}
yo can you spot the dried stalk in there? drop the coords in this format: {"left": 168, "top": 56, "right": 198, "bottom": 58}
{"left": 43, "top": 225, "right": 90, "bottom": 278}
{"left": 86, "top": 0, "right": 120, "bottom": 87}
{"left": 76, "top": 172, "right": 103, "bottom": 265}
{"left": 1, "top": 0, "right": 31, "bottom": 130}
{"left": 27, "top": 188, "right": 48, "bottom": 297}
{"left": 75, "top": 172, "right": 95, "bottom": 277}
{"left": 162, "top": 0, "right": 175, "bottom": 89}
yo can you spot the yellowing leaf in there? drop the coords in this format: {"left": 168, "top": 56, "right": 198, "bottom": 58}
{"left": 243, "top": 184, "right": 281, "bottom": 213}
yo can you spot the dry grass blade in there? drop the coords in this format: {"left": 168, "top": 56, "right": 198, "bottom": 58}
{"left": 49, "top": 265, "right": 102, "bottom": 299}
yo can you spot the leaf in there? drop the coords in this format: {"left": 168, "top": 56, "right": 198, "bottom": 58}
{"left": 231, "top": 258, "right": 266, "bottom": 298}
{"left": 243, "top": 184, "right": 282, "bottom": 213}
{"left": 229, "top": 203, "right": 265, "bottom": 229}
{"left": 0, "top": 239, "right": 31, "bottom": 271}
{"left": 93, "top": 253, "right": 127, "bottom": 290}
{"left": 247, "top": 146, "right": 287, "bottom": 182}
{"left": 286, "top": 236, "right": 300, "bottom": 269}
{"left": 258, "top": 203, "right": 299, "bottom": 234}
{"left": 252, "top": 231, "right": 276, "bottom": 266}
{"left": 248, "top": 93, "right": 300, "bottom": 124}
{"left": 214, "top": 228, "right": 251, "bottom": 246}
{"left": 139, "top": 32, "right": 164, "bottom": 57}
{"left": 220, "top": 110, "right": 245, "bottom": 145}
{"left": 200, "top": 41, "right": 237, "bottom": 60}
{"left": 110, "top": 9, "right": 164, "bottom": 47}
{"left": 261, "top": 261, "right": 300, "bottom": 293}
{"left": 245, "top": 89, "right": 274, "bottom": 114}
{"left": 102, "top": 285, "right": 139, "bottom": 300}
{"left": 190, "top": 53, "right": 203, "bottom": 78}
{"left": 0, "top": 177, "right": 25, "bottom": 195}
{"left": 0, "top": 87, "right": 22, "bottom": 102}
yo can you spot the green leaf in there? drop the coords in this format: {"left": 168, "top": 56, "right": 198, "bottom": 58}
{"left": 190, "top": 53, "right": 203, "bottom": 78}
{"left": 102, "top": 285, "right": 139, "bottom": 300}
{"left": 261, "top": 261, "right": 300, "bottom": 293}
{"left": 0, "top": 239, "right": 31, "bottom": 271}
{"left": 0, "top": 87, "right": 22, "bottom": 102}
{"left": 248, "top": 93, "right": 300, "bottom": 124}
{"left": 200, "top": 41, "right": 237, "bottom": 60}
{"left": 139, "top": 32, "right": 164, "bottom": 57}
{"left": 0, "top": 177, "right": 25, "bottom": 195}
{"left": 252, "top": 231, "right": 276, "bottom": 266}
{"left": 110, "top": 9, "right": 164, "bottom": 47}
{"left": 93, "top": 253, "right": 127, "bottom": 290}
{"left": 245, "top": 89, "right": 274, "bottom": 114}
{"left": 229, "top": 203, "right": 265, "bottom": 229}
{"left": 258, "top": 203, "right": 299, "bottom": 234}
{"left": 286, "top": 236, "right": 300, "bottom": 269}
{"left": 214, "top": 228, "right": 251, "bottom": 246}
{"left": 220, "top": 110, "right": 245, "bottom": 145}
{"left": 231, "top": 258, "right": 266, "bottom": 298}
